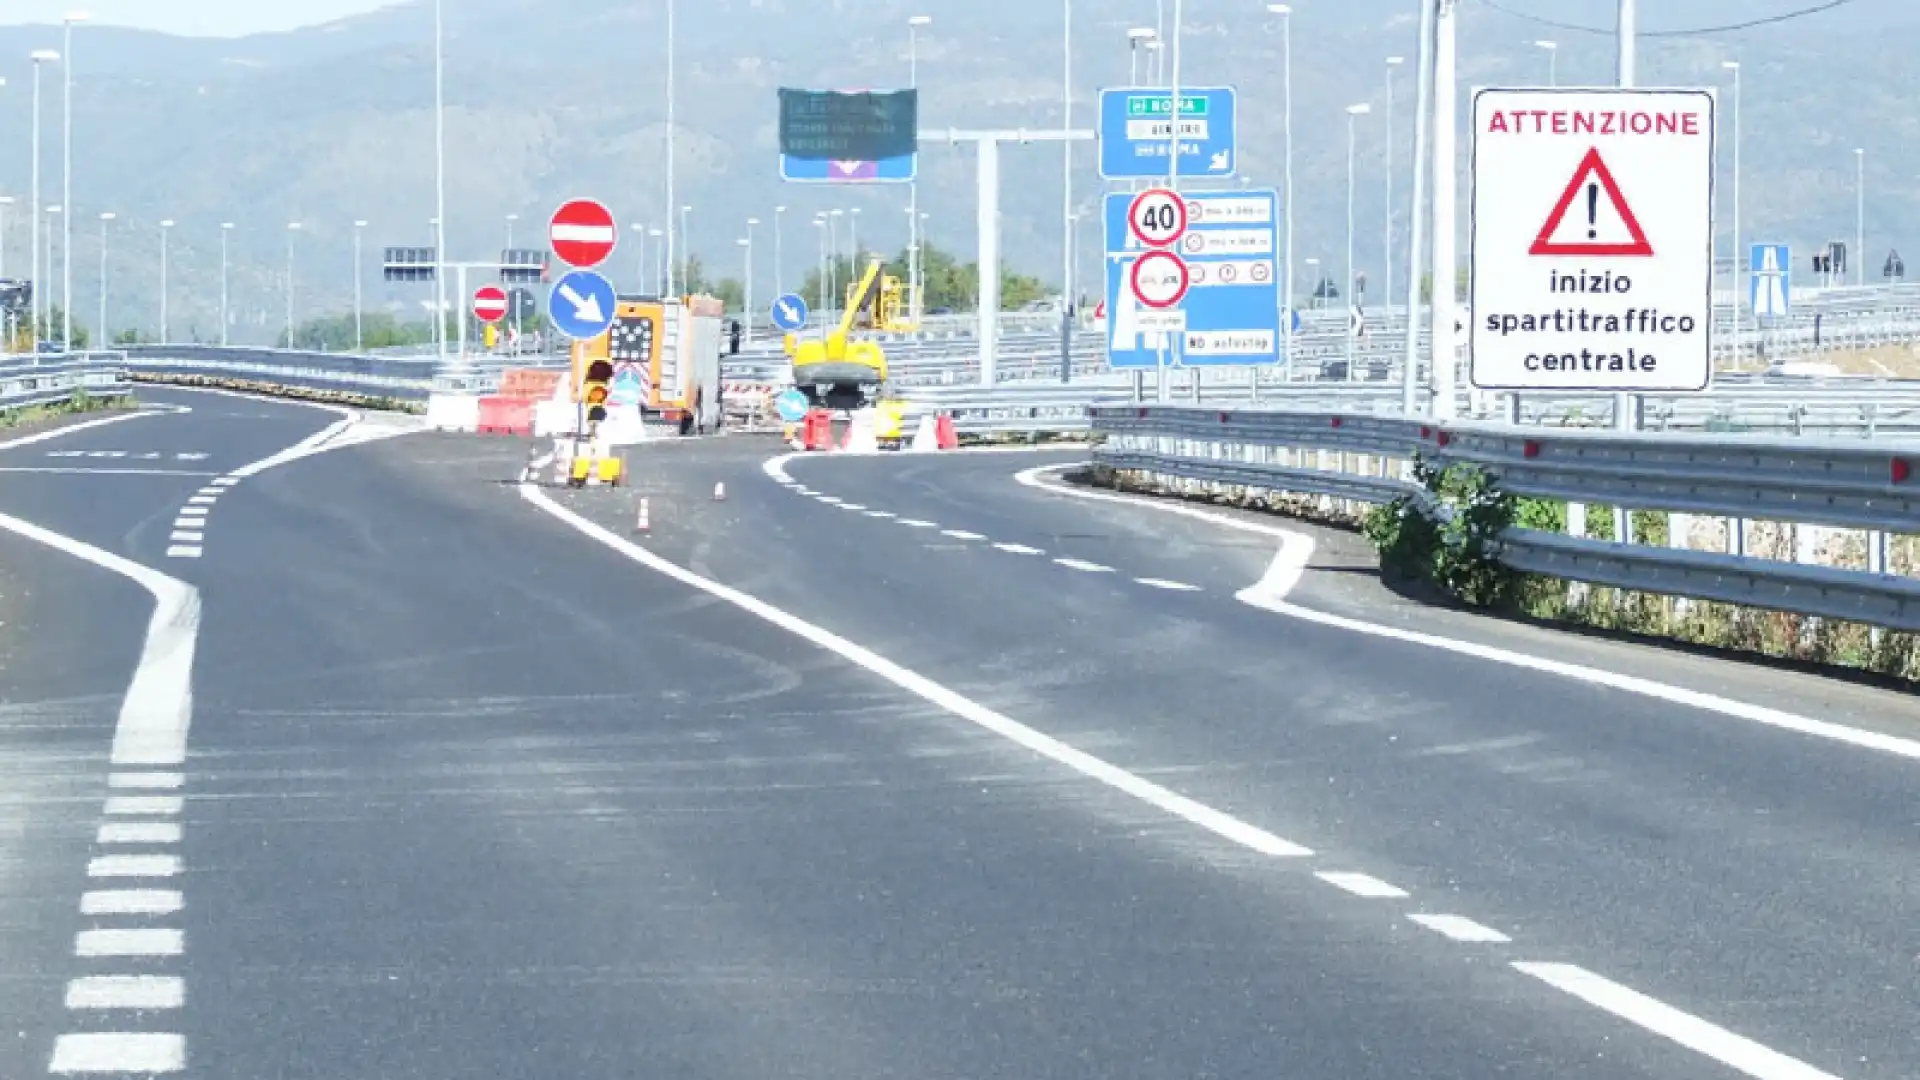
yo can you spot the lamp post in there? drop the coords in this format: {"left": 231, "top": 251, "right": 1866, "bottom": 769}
{"left": 1266, "top": 5, "right": 1292, "bottom": 374}
{"left": 908, "top": 15, "right": 931, "bottom": 320}
{"left": 62, "top": 12, "right": 89, "bottom": 350}
{"left": 1345, "top": 103, "right": 1371, "bottom": 379}
{"left": 96, "top": 210, "right": 112, "bottom": 344}
{"left": 219, "top": 222, "right": 233, "bottom": 346}
{"left": 1721, "top": 60, "right": 1741, "bottom": 365}
{"left": 353, "top": 219, "right": 368, "bottom": 351}
{"left": 743, "top": 216, "right": 758, "bottom": 342}
{"left": 158, "top": 218, "right": 172, "bottom": 343}
{"left": 664, "top": 0, "right": 677, "bottom": 297}
{"left": 1853, "top": 147, "right": 1865, "bottom": 286}
{"left": 1534, "top": 40, "right": 1558, "bottom": 86}
{"left": 432, "top": 0, "right": 447, "bottom": 367}
{"left": 773, "top": 205, "right": 786, "bottom": 302}
{"left": 30, "top": 50, "right": 59, "bottom": 344}
{"left": 1384, "top": 56, "right": 1404, "bottom": 312}
{"left": 285, "top": 221, "right": 301, "bottom": 347}
{"left": 648, "top": 227, "right": 663, "bottom": 292}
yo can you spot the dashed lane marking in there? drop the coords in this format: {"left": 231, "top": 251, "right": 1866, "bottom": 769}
{"left": 168, "top": 532, "right": 203, "bottom": 545}
{"left": 995, "top": 543, "right": 1045, "bottom": 555}
{"left": 1054, "top": 558, "right": 1114, "bottom": 573}
{"left": 65, "top": 976, "right": 184, "bottom": 1011}
{"left": 1407, "top": 914, "right": 1513, "bottom": 944}
{"left": 86, "top": 854, "right": 182, "bottom": 879}
{"left": 96, "top": 823, "right": 182, "bottom": 845}
{"left": 1136, "top": 578, "right": 1202, "bottom": 591}
{"left": 185, "top": 495, "right": 216, "bottom": 506}
{"left": 838, "top": 503, "right": 868, "bottom": 511}
{"left": 80, "top": 891, "right": 182, "bottom": 917}
{"left": 74, "top": 929, "right": 184, "bottom": 958}
{"left": 1315, "top": 871, "right": 1411, "bottom": 899}
{"left": 210, "top": 476, "right": 239, "bottom": 487}
{"left": 163, "top": 546, "right": 201, "bottom": 559}
{"left": 109, "top": 772, "right": 184, "bottom": 789}
{"left": 897, "top": 519, "right": 937, "bottom": 528}
{"left": 104, "top": 797, "right": 183, "bottom": 816}
{"left": 864, "top": 510, "right": 895, "bottom": 518}
{"left": 49, "top": 1032, "right": 185, "bottom": 1074}
{"left": 177, "top": 507, "right": 208, "bottom": 518}
{"left": 940, "top": 529, "right": 985, "bottom": 540}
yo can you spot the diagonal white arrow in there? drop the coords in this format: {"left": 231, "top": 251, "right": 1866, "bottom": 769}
{"left": 777, "top": 300, "right": 797, "bottom": 323}
{"left": 558, "top": 283, "right": 604, "bottom": 324}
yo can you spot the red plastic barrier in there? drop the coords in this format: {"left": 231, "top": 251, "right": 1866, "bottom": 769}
{"left": 476, "top": 396, "right": 534, "bottom": 435}
{"left": 934, "top": 414, "right": 959, "bottom": 450}
{"left": 496, "top": 368, "right": 565, "bottom": 402}
{"left": 802, "top": 408, "right": 835, "bottom": 451}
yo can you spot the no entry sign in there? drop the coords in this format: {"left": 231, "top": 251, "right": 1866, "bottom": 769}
{"left": 472, "top": 284, "right": 509, "bottom": 323}
{"left": 549, "top": 198, "right": 618, "bottom": 269}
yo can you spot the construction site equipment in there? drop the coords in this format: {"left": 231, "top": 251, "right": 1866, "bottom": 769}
{"left": 788, "top": 258, "right": 890, "bottom": 412}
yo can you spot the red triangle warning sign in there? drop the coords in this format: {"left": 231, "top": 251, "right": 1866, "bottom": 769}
{"left": 1529, "top": 147, "right": 1653, "bottom": 257}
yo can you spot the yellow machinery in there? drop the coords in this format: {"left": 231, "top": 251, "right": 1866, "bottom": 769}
{"left": 787, "top": 258, "right": 890, "bottom": 412}
{"left": 849, "top": 272, "right": 916, "bottom": 333}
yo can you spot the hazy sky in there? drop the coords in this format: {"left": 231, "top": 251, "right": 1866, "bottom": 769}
{"left": 0, "top": 0, "right": 401, "bottom": 37}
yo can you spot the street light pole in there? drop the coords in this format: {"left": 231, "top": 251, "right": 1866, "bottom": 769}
{"left": 30, "top": 51, "right": 58, "bottom": 346}
{"left": 743, "top": 216, "right": 758, "bottom": 343}
{"left": 1535, "top": 40, "right": 1558, "bottom": 86}
{"left": 96, "top": 210, "right": 111, "bottom": 343}
{"left": 773, "top": 205, "right": 786, "bottom": 302}
{"left": 354, "top": 219, "right": 368, "bottom": 351}
{"left": 219, "top": 222, "right": 233, "bottom": 346}
{"left": 1722, "top": 60, "right": 1740, "bottom": 366}
{"left": 1854, "top": 147, "right": 1865, "bottom": 286}
{"left": 285, "top": 221, "right": 301, "bottom": 347}
{"left": 1345, "top": 103, "right": 1370, "bottom": 380}
{"left": 1384, "top": 56, "right": 1404, "bottom": 312}
{"left": 665, "top": 0, "right": 677, "bottom": 296}
{"left": 158, "top": 219, "right": 172, "bottom": 342}
{"left": 908, "top": 15, "right": 930, "bottom": 322}
{"left": 1059, "top": 0, "right": 1074, "bottom": 381}
{"left": 62, "top": 13, "right": 87, "bottom": 350}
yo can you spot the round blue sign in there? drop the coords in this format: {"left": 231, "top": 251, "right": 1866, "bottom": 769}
{"left": 774, "top": 388, "right": 811, "bottom": 423}
{"left": 770, "top": 293, "right": 809, "bottom": 333}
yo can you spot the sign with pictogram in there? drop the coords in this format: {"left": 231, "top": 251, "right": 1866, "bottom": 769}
{"left": 1128, "top": 188, "right": 1187, "bottom": 248}
{"left": 1130, "top": 249, "right": 1190, "bottom": 309}
{"left": 1468, "top": 88, "right": 1715, "bottom": 392}
{"left": 471, "top": 284, "right": 509, "bottom": 323}
{"left": 548, "top": 198, "right": 618, "bottom": 269}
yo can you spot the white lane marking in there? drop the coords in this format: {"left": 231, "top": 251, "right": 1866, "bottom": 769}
{"left": 110, "top": 772, "right": 184, "bottom": 789}
{"left": 85, "top": 450, "right": 127, "bottom": 458}
{"left": 96, "top": 822, "right": 182, "bottom": 845}
{"left": 1513, "top": 962, "right": 1841, "bottom": 1080}
{"left": 521, "top": 483, "right": 1315, "bottom": 858}
{"left": 211, "top": 476, "right": 240, "bottom": 486}
{"left": 838, "top": 503, "right": 868, "bottom": 511}
{"left": 174, "top": 452, "right": 210, "bottom": 460}
{"left": 898, "top": 519, "right": 937, "bottom": 528}
{"left": 762, "top": 444, "right": 1082, "bottom": 480}
{"left": 1315, "top": 871, "right": 1410, "bottom": 899}
{"left": 1055, "top": 558, "right": 1114, "bottom": 573}
{"left": 0, "top": 407, "right": 165, "bottom": 452}
{"left": 194, "top": 486, "right": 224, "bottom": 496}
{"left": 81, "top": 890, "right": 182, "bottom": 916}
{"left": 0, "top": 511, "right": 199, "bottom": 767}
{"left": 177, "top": 506, "right": 208, "bottom": 517}
{"left": 225, "top": 411, "right": 358, "bottom": 478}
{"left": 171, "top": 519, "right": 202, "bottom": 531}
{"left": 1407, "top": 914, "right": 1511, "bottom": 943}
{"left": 49, "top": 1032, "right": 184, "bottom": 1074}
{"left": 86, "top": 854, "right": 182, "bottom": 878}
{"left": 1019, "top": 461, "right": 1920, "bottom": 767}
{"left": 65, "top": 976, "right": 184, "bottom": 1011}
{"left": 74, "top": 929, "right": 183, "bottom": 958}
{"left": 941, "top": 529, "right": 986, "bottom": 540}
{"left": 815, "top": 495, "right": 843, "bottom": 504}
{"left": 185, "top": 495, "right": 216, "bottom": 505}
{"left": 168, "top": 531, "right": 203, "bottom": 544}
{"left": 104, "top": 796, "right": 183, "bottom": 816}
{"left": 1136, "top": 578, "right": 1202, "bottom": 591}
{"left": 995, "top": 542, "right": 1045, "bottom": 555}
{"left": 164, "top": 546, "right": 201, "bottom": 559}
{"left": 864, "top": 510, "right": 895, "bottom": 519}
{"left": 0, "top": 467, "right": 219, "bottom": 476}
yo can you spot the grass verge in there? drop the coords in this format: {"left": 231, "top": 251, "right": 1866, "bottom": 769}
{"left": 126, "top": 372, "right": 426, "bottom": 414}
{"left": 0, "top": 389, "right": 138, "bottom": 431}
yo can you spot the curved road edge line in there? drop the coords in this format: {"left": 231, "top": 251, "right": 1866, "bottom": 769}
{"left": 0, "top": 405, "right": 180, "bottom": 453}
{"left": 1012, "top": 460, "right": 1920, "bottom": 765}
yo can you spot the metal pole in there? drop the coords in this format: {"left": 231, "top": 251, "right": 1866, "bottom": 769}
{"left": 1854, "top": 148, "right": 1865, "bottom": 287}
{"left": 1282, "top": 8, "right": 1294, "bottom": 384}
{"left": 743, "top": 222, "right": 754, "bottom": 346}
{"left": 61, "top": 20, "right": 74, "bottom": 349}
{"left": 774, "top": 207, "right": 785, "bottom": 303}
{"left": 1159, "top": 0, "right": 1182, "bottom": 403}
{"left": 1429, "top": 0, "right": 1457, "bottom": 421}
{"left": 1725, "top": 62, "right": 1740, "bottom": 369}
{"left": 219, "top": 224, "right": 230, "bottom": 346}
{"left": 1612, "top": 0, "right": 1635, "bottom": 434}
{"left": 96, "top": 214, "right": 107, "bottom": 343}
{"left": 665, "top": 0, "right": 677, "bottom": 296}
{"left": 433, "top": 0, "right": 447, "bottom": 368}
{"left": 1345, "top": 109, "right": 1357, "bottom": 379}
{"left": 455, "top": 262, "right": 469, "bottom": 361}
{"left": 1401, "top": 0, "right": 1436, "bottom": 416}
{"left": 1059, "top": 0, "right": 1074, "bottom": 383}
{"left": 285, "top": 224, "right": 296, "bottom": 347}
{"left": 1384, "top": 58, "right": 1401, "bottom": 317}
{"left": 30, "top": 59, "right": 43, "bottom": 346}
{"left": 354, "top": 222, "right": 365, "bottom": 351}
{"left": 909, "top": 19, "right": 922, "bottom": 324}
{"left": 159, "top": 221, "right": 169, "bottom": 343}
{"left": 977, "top": 137, "right": 1000, "bottom": 386}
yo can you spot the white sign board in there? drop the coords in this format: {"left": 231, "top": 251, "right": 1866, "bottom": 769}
{"left": 1468, "top": 87, "right": 1715, "bottom": 392}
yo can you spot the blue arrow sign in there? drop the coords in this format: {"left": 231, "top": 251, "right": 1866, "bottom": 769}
{"left": 780, "top": 153, "right": 917, "bottom": 184}
{"left": 1105, "top": 188, "right": 1282, "bottom": 369}
{"left": 547, "top": 269, "right": 618, "bottom": 340}
{"left": 770, "top": 293, "right": 809, "bottom": 332}
{"left": 1098, "top": 87, "right": 1238, "bottom": 180}
{"left": 774, "top": 388, "right": 811, "bottom": 423}
{"left": 1749, "top": 242, "right": 1791, "bottom": 320}
{"left": 608, "top": 364, "right": 646, "bottom": 406}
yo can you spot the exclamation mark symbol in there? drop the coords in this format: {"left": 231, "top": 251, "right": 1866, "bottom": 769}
{"left": 1586, "top": 183, "right": 1599, "bottom": 239}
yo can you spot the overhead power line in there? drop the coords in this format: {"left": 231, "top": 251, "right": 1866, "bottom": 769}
{"left": 1475, "top": 0, "right": 1861, "bottom": 37}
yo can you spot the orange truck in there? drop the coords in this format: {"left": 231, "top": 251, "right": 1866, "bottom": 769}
{"left": 575, "top": 294, "right": 724, "bottom": 435}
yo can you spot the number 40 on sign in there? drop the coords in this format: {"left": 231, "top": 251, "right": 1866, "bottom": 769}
{"left": 1129, "top": 188, "right": 1187, "bottom": 248}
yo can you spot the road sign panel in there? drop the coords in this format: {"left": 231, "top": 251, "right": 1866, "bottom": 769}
{"left": 1467, "top": 88, "right": 1715, "bottom": 392}
{"left": 1104, "top": 188, "right": 1282, "bottom": 369}
{"left": 774, "top": 388, "right": 810, "bottom": 423}
{"left": 770, "top": 293, "right": 809, "bottom": 332}
{"left": 1749, "top": 243, "right": 1790, "bottom": 320}
{"left": 608, "top": 362, "right": 647, "bottom": 406}
{"left": 1130, "top": 250, "right": 1190, "bottom": 308}
{"left": 780, "top": 153, "right": 917, "bottom": 184}
{"left": 472, "top": 284, "right": 509, "bottom": 323}
{"left": 1098, "top": 87, "right": 1238, "bottom": 180}
{"left": 549, "top": 198, "right": 618, "bottom": 269}
{"left": 547, "top": 269, "right": 618, "bottom": 340}
{"left": 1128, "top": 188, "right": 1187, "bottom": 248}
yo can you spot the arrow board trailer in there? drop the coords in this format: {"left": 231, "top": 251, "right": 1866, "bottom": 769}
{"left": 1468, "top": 87, "right": 1715, "bottom": 392}
{"left": 1104, "top": 187, "right": 1282, "bottom": 369}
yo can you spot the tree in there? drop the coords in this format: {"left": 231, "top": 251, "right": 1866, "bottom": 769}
{"left": 1417, "top": 267, "right": 1471, "bottom": 303}
{"left": 709, "top": 277, "right": 746, "bottom": 314}
{"left": 35, "top": 305, "right": 89, "bottom": 350}
{"left": 281, "top": 311, "right": 435, "bottom": 351}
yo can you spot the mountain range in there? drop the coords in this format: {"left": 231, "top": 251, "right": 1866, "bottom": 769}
{"left": 0, "top": 0, "right": 1910, "bottom": 344}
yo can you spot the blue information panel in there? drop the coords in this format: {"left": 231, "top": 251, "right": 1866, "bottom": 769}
{"left": 780, "top": 153, "right": 917, "bottom": 184}
{"left": 1749, "top": 242, "right": 1791, "bottom": 319}
{"left": 1104, "top": 188, "right": 1282, "bottom": 369}
{"left": 1098, "top": 87, "right": 1238, "bottom": 180}
{"left": 547, "top": 269, "right": 618, "bottom": 340}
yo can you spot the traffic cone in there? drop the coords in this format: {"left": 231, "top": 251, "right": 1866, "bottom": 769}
{"left": 713, "top": 481, "right": 726, "bottom": 501}
{"left": 635, "top": 497, "right": 650, "bottom": 533}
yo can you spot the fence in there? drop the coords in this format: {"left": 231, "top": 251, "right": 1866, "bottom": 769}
{"left": 0, "top": 354, "right": 134, "bottom": 412}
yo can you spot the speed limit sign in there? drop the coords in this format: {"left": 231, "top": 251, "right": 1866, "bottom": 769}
{"left": 1128, "top": 188, "right": 1188, "bottom": 248}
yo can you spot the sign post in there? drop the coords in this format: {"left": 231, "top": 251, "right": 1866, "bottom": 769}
{"left": 1467, "top": 88, "right": 1715, "bottom": 392}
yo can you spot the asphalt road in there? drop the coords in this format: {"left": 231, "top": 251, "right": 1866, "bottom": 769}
{"left": 6, "top": 405, "right": 1919, "bottom": 1079}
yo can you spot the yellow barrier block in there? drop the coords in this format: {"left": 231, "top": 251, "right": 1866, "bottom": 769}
{"left": 596, "top": 456, "right": 623, "bottom": 485}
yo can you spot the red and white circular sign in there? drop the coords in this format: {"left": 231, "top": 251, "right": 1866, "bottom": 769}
{"left": 1130, "top": 249, "right": 1190, "bottom": 309}
{"left": 472, "top": 284, "right": 509, "bottom": 323}
{"left": 1127, "top": 188, "right": 1188, "bottom": 249}
{"left": 548, "top": 197, "right": 618, "bottom": 268}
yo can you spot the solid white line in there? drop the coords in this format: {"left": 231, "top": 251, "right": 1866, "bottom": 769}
{"left": 164, "top": 546, "right": 201, "bottom": 559}
{"left": 1513, "top": 962, "right": 1841, "bottom": 1080}
{"left": 0, "top": 408, "right": 163, "bottom": 452}
{"left": 110, "top": 771, "right": 184, "bottom": 789}
{"left": 0, "top": 467, "right": 218, "bottom": 476}
{"left": 1314, "top": 871, "right": 1410, "bottom": 898}
{"left": 1406, "top": 913, "right": 1511, "bottom": 943}
{"left": 1136, "top": 578, "right": 1202, "bottom": 591}
{"left": 87, "top": 854, "right": 181, "bottom": 878}
{"left": 864, "top": 510, "right": 895, "bottom": 518}
{"left": 168, "top": 531, "right": 203, "bottom": 544}
{"left": 74, "top": 928, "right": 183, "bottom": 958}
{"left": 65, "top": 975, "right": 185, "bottom": 1010}
{"left": 97, "top": 822, "right": 182, "bottom": 845}
{"left": 941, "top": 529, "right": 985, "bottom": 540}
{"left": 80, "top": 890, "right": 182, "bottom": 916}
{"left": 995, "top": 542, "right": 1045, "bottom": 555}
{"left": 1055, "top": 558, "right": 1113, "bottom": 573}
{"left": 186, "top": 495, "right": 216, "bottom": 505}
{"left": 1019, "top": 462, "right": 1920, "bottom": 767}
{"left": 520, "top": 483, "right": 1315, "bottom": 858}
{"left": 0, "top": 511, "right": 199, "bottom": 768}
{"left": 49, "top": 1032, "right": 185, "bottom": 1074}
{"left": 104, "top": 796, "right": 183, "bottom": 816}
{"left": 211, "top": 476, "right": 240, "bottom": 486}
{"left": 897, "top": 519, "right": 937, "bottom": 528}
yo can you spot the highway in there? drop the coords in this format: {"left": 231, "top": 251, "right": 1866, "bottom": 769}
{"left": 1, "top": 392, "right": 1917, "bottom": 1078}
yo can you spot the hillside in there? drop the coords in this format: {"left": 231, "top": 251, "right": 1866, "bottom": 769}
{"left": 0, "top": 0, "right": 1910, "bottom": 343}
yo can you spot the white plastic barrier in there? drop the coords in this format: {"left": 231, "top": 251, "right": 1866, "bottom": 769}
{"left": 426, "top": 393, "right": 480, "bottom": 432}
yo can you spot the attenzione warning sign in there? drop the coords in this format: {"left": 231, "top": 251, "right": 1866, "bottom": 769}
{"left": 1468, "top": 88, "right": 1716, "bottom": 392}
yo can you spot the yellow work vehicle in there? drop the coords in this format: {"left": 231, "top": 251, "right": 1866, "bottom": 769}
{"left": 787, "top": 258, "right": 890, "bottom": 413}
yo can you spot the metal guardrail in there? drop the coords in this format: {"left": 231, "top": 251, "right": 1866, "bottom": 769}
{"left": 0, "top": 354, "right": 133, "bottom": 411}
{"left": 1092, "top": 404, "right": 1920, "bottom": 632}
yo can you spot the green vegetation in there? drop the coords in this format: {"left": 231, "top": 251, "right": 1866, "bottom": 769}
{"left": 124, "top": 371, "right": 423, "bottom": 414}
{"left": 0, "top": 388, "right": 135, "bottom": 429}
{"left": 794, "top": 242, "right": 1053, "bottom": 313}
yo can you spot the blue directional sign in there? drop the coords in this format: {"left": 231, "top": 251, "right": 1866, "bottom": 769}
{"left": 770, "top": 293, "right": 809, "bottom": 332}
{"left": 1098, "top": 87, "right": 1238, "bottom": 180}
{"left": 1104, "top": 188, "right": 1282, "bottom": 369}
{"left": 774, "top": 388, "right": 811, "bottom": 423}
{"left": 1749, "top": 242, "right": 1791, "bottom": 320}
{"left": 547, "top": 269, "right": 618, "bottom": 340}
{"left": 608, "top": 363, "right": 646, "bottom": 406}
{"left": 780, "top": 153, "right": 917, "bottom": 184}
